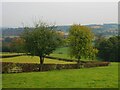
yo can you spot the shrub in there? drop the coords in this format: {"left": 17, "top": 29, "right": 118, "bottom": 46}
{"left": 83, "top": 61, "right": 110, "bottom": 68}
{"left": 2, "top": 62, "right": 79, "bottom": 73}
{"left": 1, "top": 61, "right": 110, "bottom": 73}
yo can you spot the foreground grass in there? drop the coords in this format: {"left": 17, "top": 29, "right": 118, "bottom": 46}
{"left": 1, "top": 55, "right": 76, "bottom": 64}
{"left": 2, "top": 63, "right": 118, "bottom": 88}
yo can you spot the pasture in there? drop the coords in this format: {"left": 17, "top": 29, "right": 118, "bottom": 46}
{"left": 50, "top": 47, "right": 97, "bottom": 61}
{"left": 1, "top": 55, "right": 76, "bottom": 64}
{"left": 0, "top": 49, "right": 77, "bottom": 64}
{"left": 2, "top": 63, "right": 118, "bottom": 88}
{"left": 1, "top": 52, "right": 119, "bottom": 88}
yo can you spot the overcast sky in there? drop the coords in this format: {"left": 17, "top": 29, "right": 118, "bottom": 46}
{"left": 2, "top": 2, "right": 118, "bottom": 27}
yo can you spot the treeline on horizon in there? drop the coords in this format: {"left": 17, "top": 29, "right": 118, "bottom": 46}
{"left": 1, "top": 23, "right": 118, "bottom": 37}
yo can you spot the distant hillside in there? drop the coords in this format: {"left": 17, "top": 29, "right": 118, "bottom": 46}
{"left": 56, "top": 26, "right": 70, "bottom": 33}
{"left": 1, "top": 23, "right": 118, "bottom": 37}
{"left": 1, "top": 28, "right": 24, "bottom": 37}
{"left": 87, "top": 24, "right": 118, "bottom": 36}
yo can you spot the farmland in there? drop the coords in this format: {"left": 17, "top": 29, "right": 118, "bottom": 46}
{"left": 2, "top": 62, "right": 118, "bottom": 88}
{"left": 50, "top": 47, "right": 97, "bottom": 61}
{"left": 1, "top": 2, "right": 119, "bottom": 89}
{"left": 1, "top": 52, "right": 119, "bottom": 88}
{"left": 1, "top": 55, "right": 76, "bottom": 64}
{"left": 1, "top": 49, "right": 76, "bottom": 64}
{"left": 1, "top": 47, "right": 97, "bottom": 63}
{"left": 1, "top": 41, "right": 119, "bottom": 88}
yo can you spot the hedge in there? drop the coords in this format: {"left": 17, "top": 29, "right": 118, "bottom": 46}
{"left": 1, "top": 62, "right": 80, "bottom": 73}
{"left": 83, "top": 61, "right": 110, "bottom": 68}
{"left": 1, "top": 61, "right": 110, "bottom": 73}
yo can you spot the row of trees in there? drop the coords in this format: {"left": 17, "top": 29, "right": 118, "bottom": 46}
{"left": 2, "top": 23, "right": 96, "bottom": 66}
{"left": 2, "top": 21, "right": 119, "bottom": 66}
{"left": 20, "top": 23, "right": 98, "bottom": 66}
{"left": 2, "top": 37, "right": 24, "bottom": 53}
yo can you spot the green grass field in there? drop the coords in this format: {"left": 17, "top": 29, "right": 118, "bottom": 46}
{"left": 1, "top": 47, "right": 96, "bottom": 64}
{"left": 50, "top": 47, "right": 74, "bottom": 59}
{"left": 1, "top": 48, "right": 76, "bottom": 64}
{"left": 50, "top": 47, "right": 97, "bottom": 61}
{"left": 0, "top": 47, "right": 97, "bottom": 61}
{"left": 0, "top": 52, "right": 21, "bottom": 56}
{"left": 1, "top": 52, "right": 119, "bottom": 88}
{"left": 2, "top": 63, "right": 118, "bottom": 88}
{"left": 1, "top": 55, "right": 76, "bottom": 64}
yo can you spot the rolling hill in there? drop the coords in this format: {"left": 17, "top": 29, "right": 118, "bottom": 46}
{"left": 1, "top": 23, "right": 118, "bottom": 37}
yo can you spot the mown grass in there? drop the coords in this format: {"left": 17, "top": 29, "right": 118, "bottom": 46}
{"left": 50, "top": 47, "right": 97, "bottom": 61}
{"left": 1, "top": 55, "right": 76, "bottom": 64}
{"left": 0, "top": 52, "right": 21, "bottom": 56}
{"left": 1, "top": 47, "right": 97, "bottom": 61}
{"left": 50, "top": 47, "right": 72, "bottom": 59}
{"left": 2, "top": 63, "right": 118, "bottom": 88}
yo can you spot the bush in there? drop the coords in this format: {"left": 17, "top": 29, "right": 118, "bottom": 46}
{"left": 96, "top": 36, "right": 120, "bottom": 62}
{"left": 1, "top": 61, "right": 110, "bottom": 73}
{"left": 83, "top": 61, "right": 110, "bottom": 68}
{"left": 2, "top": 62, "right": 80, "bottom": 73}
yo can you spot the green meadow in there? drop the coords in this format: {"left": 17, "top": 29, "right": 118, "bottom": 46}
{"left": 2, "top": 63, "right": 118, "bottom": 88}
{"left": 1, "top": 55, "right": 75, "bottom": 64}
{"left": 1, "top": 48, "right": 119, "bottom": 88}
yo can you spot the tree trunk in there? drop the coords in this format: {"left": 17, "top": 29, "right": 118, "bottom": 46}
{"left": 78, "top": 59, "right": 80, "bottom": 64}
{"left": 39, "top": 56, "right": 44, "bottom": 71}
{"left": 77, "top": 57, "right": 81, "bottom": 68}
{"left": 40, "top": 56, "right": 44, "bottom": 64}
{"left": 77, "top": 56, "right": 81, "bottom": 64}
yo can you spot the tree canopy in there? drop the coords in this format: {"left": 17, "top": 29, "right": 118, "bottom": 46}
{"left": 21, "top": 22, "right": 63, "bottom": 66}
{"left": 97, "top": 36, "right": 120, "bottom": 62}
{"left": 68, "top": 24, "right": 98, "bottom": 63}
